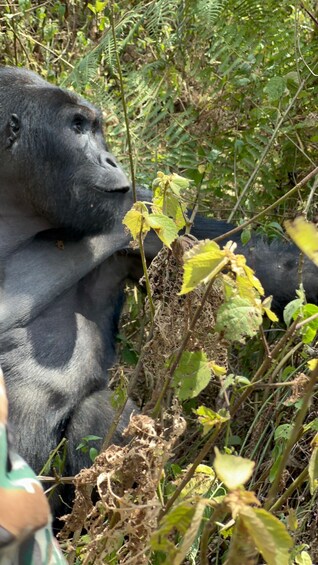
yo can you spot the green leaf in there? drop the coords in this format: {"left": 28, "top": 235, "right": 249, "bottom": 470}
{"left": 297, "top": 304, "right": 318, "bottom": 343}
{"left": 95, "top": 1, "right": 107, "bottom": 13}
{"left": 172, "top": 500, "right": 206, "bottom": 565}
{"left": 169, "top": 173, "right": 192, "bottom": 193}
{"left": 274, "top": 424, "right": 292, "bottom": 442}
{"left": 241, "top": 229, "right": 251, "bottom": 245}
{"left": 172, "top": 350, "right": 212, "bottom": 400}
{"left": 240, "top": 507, "right": 293, "bottom": 565}
{"left": 180, "top": 240, "right": 227, "bottom": 294}
{"left": 215, "top": 296, "right": 262, "bottom": 342}
{"left": 213, "top": 448, "right": 255, "bottom": 489}
{"left": 151, "top": 500, "right": 208, "bottom": 565}
{"left": 285, "top": 217, "right": 318, "bottom": 267}
{"left": 194, "top": 406, "right": 230, "bottom": 436}
{"left": 89, "top": 447, "right": 99, "bottom": 462}
{"left": 283, "top": 298, "right": 303, "bottom": 326}
{"left": 146, "top": 212, "right": 178, "bottom": 248}
{"left": 264, "top": 76, "right": 286, "bottom": 101}
{"left": 153, "top": 190, "right": 186, "bottom": 230}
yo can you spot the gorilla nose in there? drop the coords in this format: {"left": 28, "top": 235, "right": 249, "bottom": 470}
{"left": 98, "top": 152, "right": 131, "bottom": 193}
{"left": 104, "top": 154, "right": 118, "bottom": 168}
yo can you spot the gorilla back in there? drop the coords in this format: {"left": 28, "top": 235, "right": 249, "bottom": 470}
{"left": 0, "top": 67, "right": 318, "bottom": 519}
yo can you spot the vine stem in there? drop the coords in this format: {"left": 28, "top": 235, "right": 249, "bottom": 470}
{"left": 264, "top": 362, "right": 318, "bottom": 509}
{"left": 215, "top": 165, "right": 318, "bottom": 244}
{"left": 151, "top": 256, "right": 230, "bottom": 419}
{"left": 228, "top": 77, "right": 307, "bottom": 221}
{"left": 230, "top": 318, "right": 299, "bottom": 418}
{"left": 109, "top": 2, "right": 136, "bottom": 202}
{"left": 269, "top": 466, "right": 308, "bottom": 513}
{"left": 159, "top": 427, "right": 222, "bottom": 520}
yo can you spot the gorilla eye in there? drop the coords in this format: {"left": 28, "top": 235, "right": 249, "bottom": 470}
{"left": 72, "top": 114, "right": 86, "bottom": 134}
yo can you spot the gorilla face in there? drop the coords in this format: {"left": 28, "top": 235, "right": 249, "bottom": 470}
{"left": 0, "top": 67, "right": 131, "bottom": 235}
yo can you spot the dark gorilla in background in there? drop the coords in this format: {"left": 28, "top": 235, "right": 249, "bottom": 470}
{"left": 0, "top": 67, "right": 317, "bottom": 517}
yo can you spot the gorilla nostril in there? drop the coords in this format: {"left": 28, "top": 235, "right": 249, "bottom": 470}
{"left": 106, "top": 157, "right": 117, "bottom": 168}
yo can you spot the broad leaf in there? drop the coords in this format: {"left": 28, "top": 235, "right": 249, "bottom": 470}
{"left": 240, "top": 507, "right": 293, "bottom": 565}
{"left": 172, "top": 350, "right": 212, "bottom": 400}
{"left": 214, "top": 448, "right": 255, "bottom": 489}
{"left": 215, "top": 296, "right": 262, "bottom": 342}
{"left": 285, "top": 217, "right": 318, "bottom": 267}
{"left": 146, "top": 212, "right": 178, "bottom": 248}
{"left": 122, "top": 201, "right": 149, "bottom": 239}
{"left": 180, "top": 240, "right": 227, "bottom": 294}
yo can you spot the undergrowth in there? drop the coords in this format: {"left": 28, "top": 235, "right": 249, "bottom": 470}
{"left": 2, "top": 1, "right": 318, "bottom": 563}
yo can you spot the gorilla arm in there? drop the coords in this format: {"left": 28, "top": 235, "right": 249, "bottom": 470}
{"left": 0, "top": 224, "right": 131, "bottom": 334}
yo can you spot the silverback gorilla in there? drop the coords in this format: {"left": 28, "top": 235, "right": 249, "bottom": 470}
{"left": 0, "top": 67, "right": 318, "bottom": 517}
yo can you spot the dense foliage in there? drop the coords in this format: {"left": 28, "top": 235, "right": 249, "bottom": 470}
{"left": 1, "top": 1, "right": 318, "bottom": 564}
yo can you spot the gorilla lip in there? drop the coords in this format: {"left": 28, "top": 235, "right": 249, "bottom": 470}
{"left": 92, "top": 185, "right": 130, "bottom": 195}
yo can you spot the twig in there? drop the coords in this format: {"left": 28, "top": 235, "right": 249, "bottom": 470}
{"left": 264, "top": 362, "right": 318, "bottom": 509}
{"left": 215, "top": 166, "right": 318, "bottom": 244}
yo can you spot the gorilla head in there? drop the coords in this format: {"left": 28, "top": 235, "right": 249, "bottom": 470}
{"left": 0, "top": 67, "right": 131, "bottom": 235}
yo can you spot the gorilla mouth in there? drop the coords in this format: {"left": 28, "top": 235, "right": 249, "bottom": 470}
{"left": 92, "top": 185, "right": 130, "bottom": 195}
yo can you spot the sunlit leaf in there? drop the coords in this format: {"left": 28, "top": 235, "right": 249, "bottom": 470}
{"left": 180, "top": 240, "right": 227, "bottom": 294}
{"left": 240, "top": 507, "right": 293, "bottom": 565}
{"left": 122, "top": 201, "right": 149, "bottom": 239}
{"left": 295, "top": 551, "right": 313, "bottom": 564}
{"left": 210, "top": 361, "right": 227, "bottom": 377}
{"left": 215, "top": 296, "right": 263, "bottom": 342}
{"left": 308, "top": 359, "right": 318, "bottom": 371}
{"left": 194, "top": 406, "right": 230, "bottom": 436}
{"left": 214, "top": 448, "right": 255, "bottom": 489}
{"left": 146, "top": 213, "right": 178, "bottom": 248}
{"left": 172, "top": 350, "right": 212, "bottom": 400}
{"left": 285, "top": 217, "right": 318, "bottom": 267}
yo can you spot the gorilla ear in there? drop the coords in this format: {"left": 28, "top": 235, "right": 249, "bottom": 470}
{"left": 6, "top": 114, "right": 20, "bottom": 149}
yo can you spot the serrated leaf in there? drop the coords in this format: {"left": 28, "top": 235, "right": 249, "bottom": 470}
{"left": 180, "top": 240, "right": 227, "bottom": 294}
{"left": 122, "top": 201, "right": 149, "bottom": 239}
{"left": 215, "top": 296, "right": 262, "bottom": 342}
{"left": 194, "top": 406, "right": 230, "bottom": 436}
{"left": 264, "top": 76, "right": 286, "bottom": 101}
{"left": 172, "top": 350, "right": 212, "bottom": 400}
{"left": 153, "top": 190, "right": 186, "bottom": 229}
{"left": 309, "top": 445, "right": 318, "bottom": 494}
{"left": 146, "top": 213, "right": 178, "bottom": 248}
{"left": 169, "top": 173, "right": 192, "bottom": 193}
{"left": 214, "top": 448, "right": 255, "bottom": 489}
{"left": 240, "top": 507, "right": 293, "bottom": 565}
{"left": 285, "top": 217, "right": 318, "bottom": 267}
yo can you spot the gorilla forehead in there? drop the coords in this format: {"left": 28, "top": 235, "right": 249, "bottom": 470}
{"left": 0, "top": 66, "right": 100, "bottom": 121}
